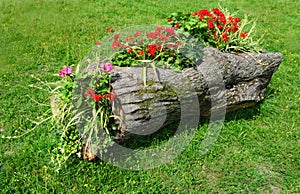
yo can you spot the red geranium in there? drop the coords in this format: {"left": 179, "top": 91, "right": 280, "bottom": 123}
{"left": 222, "top": 33, "right": 230, "bottom": 41}
{"left": 137, "top": 50, "right": 145, "bottom": 55}
{"left": 112, "top": 41, "right": 120, "bottom": 49}
{"left": 240, "top": 32, "right": 248, "bottom": 39}
{"left": 127, "top": 47, "right": 133, "bottom": 53}
{"left": 147, "top": 44, "right": 157, "bottom": 56}
{"left": 207, "top": 20, "right": 214, "bottom": 29}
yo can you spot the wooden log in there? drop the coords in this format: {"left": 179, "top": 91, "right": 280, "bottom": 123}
{"left": 108, "top": 47, "right": 283, "bottom": 140}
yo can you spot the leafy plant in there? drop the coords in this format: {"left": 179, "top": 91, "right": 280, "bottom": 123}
{"left": 167, "top": 6, "right": 262, "bottom": 52}
{"left": 49, "top": 64, "right": 118, "bottom": 169}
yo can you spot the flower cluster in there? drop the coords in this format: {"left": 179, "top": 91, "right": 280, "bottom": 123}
{"left": 167, "top": 6, "right": 261, "bottom": 52}
{"left": 107, "top": 26, "right": 195, "bottom": 71}
{"left": 84, "top": 62, "right": 115, "bottom": 103}
{"left": 101, "top": 62, "right": 113, "bottom": 72}
{"left": 192, "top": 8, "right": 248, "bottom": 42}
{"left": 50, "top": 61, "right": 117, "bottom": 166}
{"left": 59, "top": 67, "right": 72, "bottom": 77}
{"left": 86, "top": 89, "right": 115, "bottom": 102}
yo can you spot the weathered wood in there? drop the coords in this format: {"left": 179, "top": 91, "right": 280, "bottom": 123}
{"left": 109, "top": 47, "right": 283, "bottom": 140}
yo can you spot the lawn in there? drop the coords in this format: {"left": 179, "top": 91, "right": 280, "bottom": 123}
{"left": 0, "top": 0, "right": 299, "bottom": 193}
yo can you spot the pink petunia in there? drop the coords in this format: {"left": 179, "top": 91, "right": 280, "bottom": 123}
{"left": 103, "top": 63, "right": 113, "bottom": 71}
{"left": 59, "top": 67, "right": 72, "bottom": 77}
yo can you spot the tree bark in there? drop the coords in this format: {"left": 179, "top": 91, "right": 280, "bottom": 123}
{"left": 109, "top": 47, "right": 283, "bottom": 140}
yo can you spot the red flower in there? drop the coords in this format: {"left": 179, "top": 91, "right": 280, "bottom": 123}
{"left": 175, "top": 41, "right": 182, "bottom": 47}
{"left": 128, "top": 47, "right": 133, "bottom": 53}
{"left": 126, "top": 36, "right": 133, "bottom": 41}
{"left": 93, "top": 94, "right": 102, "bottom": 102}
{"left": 114, "top": 34, "right": 120, "bottom": 40}
{"left": 166, "top": 27, "right": 174, "bottom": 35}
{"left": 240, "top": 32, "right": 248, "bottom": 39}
{"left": 234, "top": 18, "right": 241, "bottom": 23}
{"left": 212, "top": 8, "right": 221, "bottom": 15}
{"left": 155, "top": 27, "right": 164, "bottom": 32}
{"left": 137, "top": 50, "right": 144, "bottom": 55}
{"left": 213, "top": 32, "right": 218, "bottom": 39}
{"left": 106, "top": 27, "right": 111, "bottom": 32}
{"left": 199, "top": 9, "right": 211, "bottom": 17}
{"left": 222, "top": 33, "right": 230, "bottom": 41}
{"left": 218, "top": 16, "right": 226, "bottom": 24}
{"left": 175, "top": 23, "right": 180, "bottom": 28}
{"left": 147, "top": 32, "right": 157, "bottom": 39}
{"left": 86, "top": 89, "right": 95, "bottom": 97}
{"left": 147, "top": 44, "right": 157, "bottom": 56}
{"left": 167, "top": 18, "right": 173, "bottom": 22}
{"left": 134, "top": 30, "right": 142, "bottom": 37}
{"left": 231, "top": 25, "right": 239, "bottom": 33}
{"left": 95, "top": 41, "right": 100, "bottom": 45}
{"left": 112, "top": 41, "right": 120, "bottom": 49}
{"left": 207, "top": 20, "right": 214, "bottom": 29}
{"left": 107, "top": 91, "right": 116, "bottom": 101}
{"left": 217, "top": 24, "right": 223, "bottom": 30}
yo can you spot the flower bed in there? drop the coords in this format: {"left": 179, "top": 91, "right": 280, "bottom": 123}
{"left": 49, "top": 6, "right": 282, "bottom": 167}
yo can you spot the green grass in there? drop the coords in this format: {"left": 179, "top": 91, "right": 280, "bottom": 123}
{"left": 0, "top": 0, "right": 299, "bottom": 193}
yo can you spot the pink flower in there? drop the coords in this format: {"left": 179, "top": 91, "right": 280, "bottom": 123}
{"left": 103, "top": 63, "right": 113, "bottom": 71}
{"left": 59, "top": 67, "right": 72, "bottom": 77}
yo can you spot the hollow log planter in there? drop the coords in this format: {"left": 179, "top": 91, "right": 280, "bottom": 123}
{"left": 108, "top": 47, "right": 283, "bottom": 141}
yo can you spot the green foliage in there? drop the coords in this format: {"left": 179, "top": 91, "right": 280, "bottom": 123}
{"left": 48, "top": 65, "right": 117, "bottom": 168}
{"left": 167, "top": 6, "right": 262, "bottom": 52}
{"left": 109, "top": 26, "right": 197, "bottom": 73}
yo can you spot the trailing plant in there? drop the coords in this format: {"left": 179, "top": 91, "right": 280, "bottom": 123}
{"left": 49, "top": 64, "right": 118, "bottom": 168}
